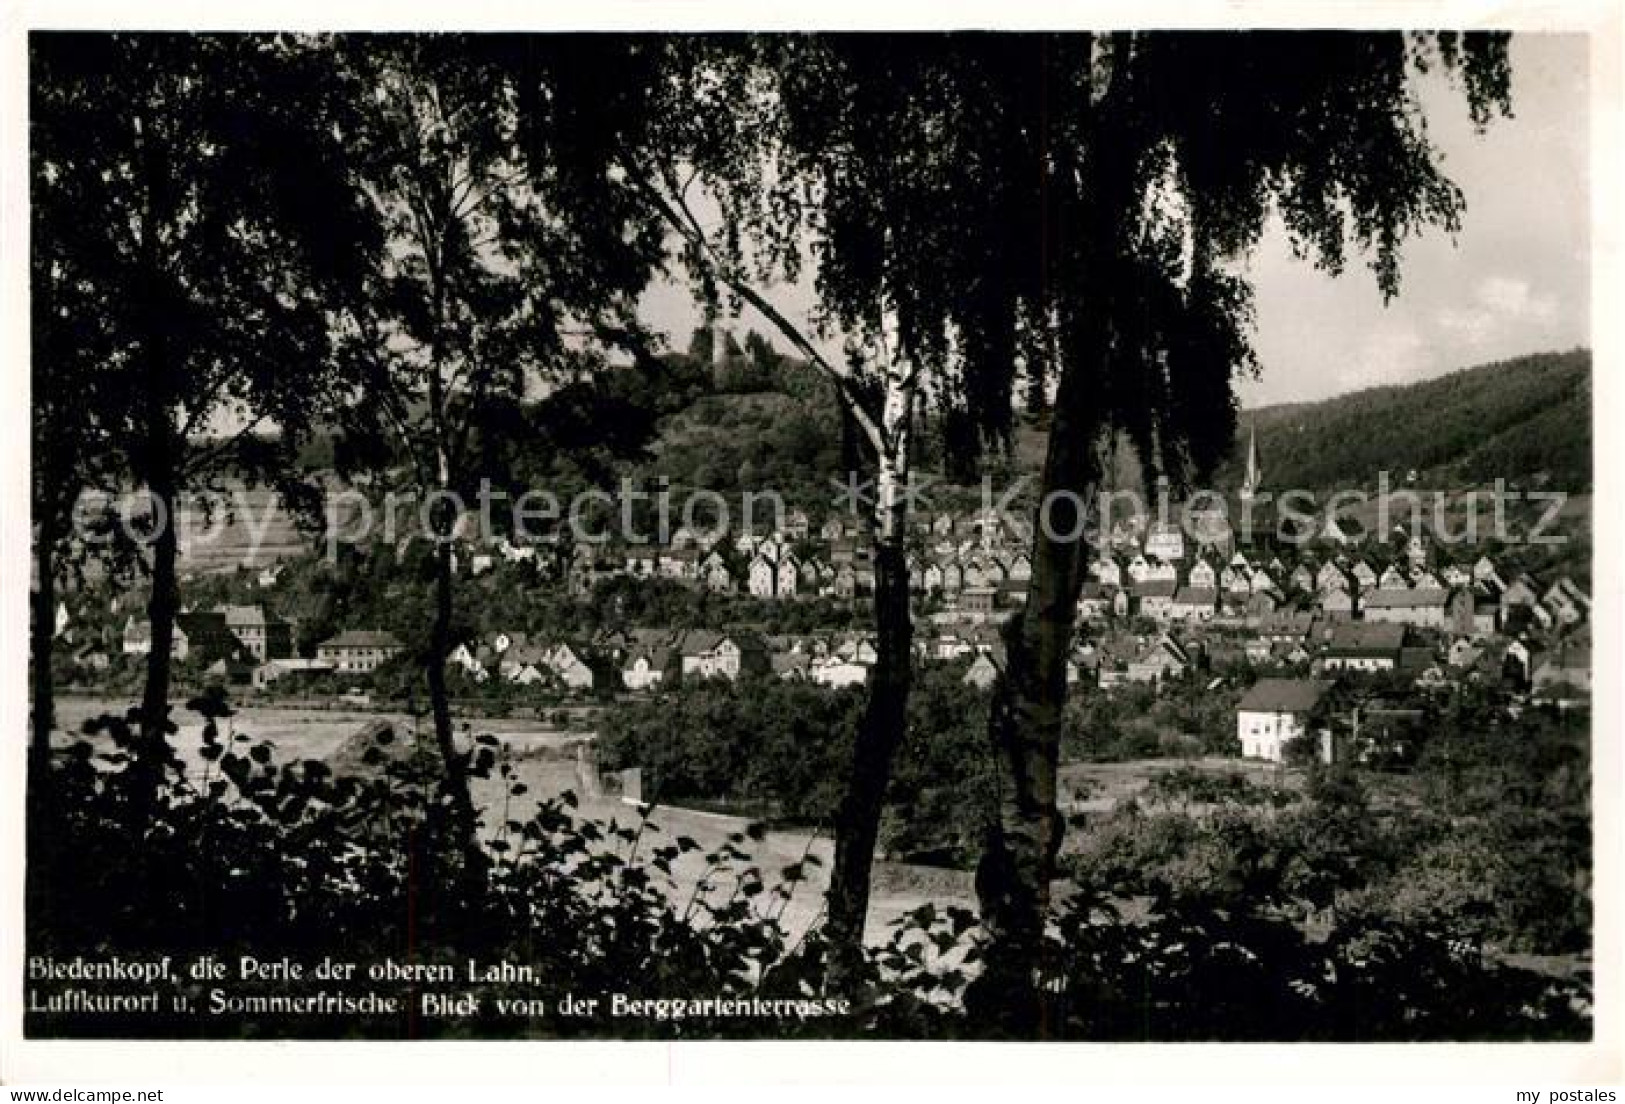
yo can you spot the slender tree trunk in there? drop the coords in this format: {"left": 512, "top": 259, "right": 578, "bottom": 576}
{"left": 826, "top": 470, "right": 913, "bottom": 986}
{"left": 425, "top": 532, "right": 477, "bottom": 850}
{"left": 967, "top": 319, "right": 1105, "bottom": 1038}
{"left": 31, "top": 261, "right": 63, "bottom": 788}
{"left": 964, "top": 79, "right": 1137, "bottom": 1030}
{"left": 826, "top": 359, "right": 916, "bottom": 988}
{"left": 420, "top": 258, "right": 479, "bottom": 860}
{"left": 30, "top": 508, "right": 59, "bottom": 780}
{"left": 133, "top": 129, "right": 177, "bottom": 797}
{"left": 424, "top": 479, "right": 482, "bottom": 897}
{"left": 137, "top": 420, "right": 181, "bottom": 800}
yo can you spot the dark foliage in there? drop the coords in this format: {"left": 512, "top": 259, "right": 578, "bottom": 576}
{"left": 1221, "top": 350, "right": 1591, "bottom": 492}
{"left": 27, "top": 702, "right": 1588, "bottom": 1041}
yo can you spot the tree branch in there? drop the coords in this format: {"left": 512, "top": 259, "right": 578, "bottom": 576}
{"left": 627, "top": 163, "right": 889, "bottom": 454}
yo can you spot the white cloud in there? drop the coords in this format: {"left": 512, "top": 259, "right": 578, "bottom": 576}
{"left": 1435, "top": 275, "right": 1561, "bottom": 352}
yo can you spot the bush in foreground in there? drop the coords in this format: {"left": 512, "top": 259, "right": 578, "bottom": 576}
{"left": 24, "top": 700, "right": 1591, "bottom": 1041}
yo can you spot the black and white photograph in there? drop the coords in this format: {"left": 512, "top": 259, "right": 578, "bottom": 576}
{"left": 3, "top": 0, "right": 1621, "bottom": 1091}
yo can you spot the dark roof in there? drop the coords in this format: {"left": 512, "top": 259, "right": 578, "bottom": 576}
{"left": 174, "top": 612, "right": 237, "bottom": 644}
{"left": 1363, "top": 587, "right": 1450, "bottom": 608}
{"left": 319, "top": 630, "right": 404, "bottom": 649}
{"left": 1237, "top": 678, "right": 1333, "bottom": 714}
{"left": 505, "top": 642, "right": 552, "bottom": 666}
{"left": 1134, "top": 636, "right": 1189, "bottom": 666}
{"left": 1326, "top": 622, "right": 1407, "bottom": 653}
{"left": 676, "top": 629, "right": 725, "bottom": 655}
{"left": 626, "top": 645, "right": 673, "bottom": 669}
{"left": 1135, "top": 579, "right": 1178, "bottom": 599}
{"left": 218, "top": 604, "right": 286, "bottom": 627}
{"left": 720, "top": 630, "right": 770, "bottom": 654}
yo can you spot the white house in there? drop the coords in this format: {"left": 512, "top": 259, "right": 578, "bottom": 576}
{"left": 811, "top": 657, "right": 869, "bottom": 688}
{"left": 1236, "top": 678, "right": 1333, "bottom": 762}
{"left": 699, "top": 550, "right": 734, "bottom": 593}
{"left": 1092, "top": 557, "right": 1124, "bottom": 589}
{"left": 748, "top": 554, "right": 777, "bottom": 598}
{"left": 622, "top": 647, "right": 670, "bottom": 692}
{"left": 1144, "top": 559, "right": 1179, "bottom": 585}
{"left": 1006, "top": 553, "right": 1033, "bottom": 583}
{"left": 963, "top": 650, "right": 1004, "bottom": 690}
{"left": 1135, "top": 579, "right": 1178, "bottom": 621}
{"left": 542, "top": 642, "right": 598, "bottom": 691}
{"left": 1321, "top": 622, "right": 1405, "bottom": 672}
{"left": 315, "top": 630, "right": 404, "bottom": 674}
{"left": 1362, "top": 587, "right": 1452, "bottom": 629}
{"left": 1144, "top": 522, "right": 1186, "bottom": 563}
{"left": 1170, "top": 586, "right": 1218, "bottom": 622}
{"left": 775, "top": 554, "right": 799, "bottom": 598}
{"left": 449, "top": 642, "right": 490, "bottom": 682}
{"left": 678, "top": 632, "right": 766, "bottom": 681}
{"left": 1317, "top": 563, "right": 1352, "bottom": 593}
{"left": 1126, "top": 553, "right": 1153, "bottom": 584}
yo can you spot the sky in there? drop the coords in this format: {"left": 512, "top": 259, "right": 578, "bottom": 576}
{"left": 636, "top": 32, "right": 1591, "bottom": 410}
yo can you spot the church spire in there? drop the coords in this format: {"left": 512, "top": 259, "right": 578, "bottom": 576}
{"left": 1240, "top": 424, "right": 1262, "bottom": 501}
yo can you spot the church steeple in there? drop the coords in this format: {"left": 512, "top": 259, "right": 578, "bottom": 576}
{"left": 1240, "top": 424, "right": 1262, "bottom": 501}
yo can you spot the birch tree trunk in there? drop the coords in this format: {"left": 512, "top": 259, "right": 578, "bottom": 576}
{"left": 133, "top": 118, "right": 179, "bottom": 799}
{"left": 826, "top": 362, "right": 917, "bottom": 987}
{"left": 424, "top": 477, "right": 480, "bottom": 863}
{"left": 966, "top": 249, "right": 1115, "bottom": 1036}
{"left": 137, "top": 408, "right": 181, "bottom": 803}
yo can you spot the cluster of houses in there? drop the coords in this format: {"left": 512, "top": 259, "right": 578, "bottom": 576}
{"left": 89, "top": 489, "right": 1591, "bottom": 770}
{"left": 114, "top": 603, "right": 412, "bottom": 689}
{"left": 103, "top": 503, "right": 1590, "bottom": 698}
{"left": 566, "top": 507, "right": 1035, "bottom": 603}
{"left": 120, "top": 605, "right": 296, "bottom": 668}
{"left": 1074, "top": 527, "right": 1584, "bottom": 637}
{"left": 442, "top": 627, "right": 891, "bottom": 694}
{"left": 547, "top": 499, "right": 1590, "bottom": 674}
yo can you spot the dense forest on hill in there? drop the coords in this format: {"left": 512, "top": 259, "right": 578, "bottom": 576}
{"left": 1219, "top": 350, "right": 1591, "bottom": 493}
{"left": 275, "top": 343, "right": 1594, "bottom": 546}
{"left": 530, "top": 344, "right": 1594, "bottom": 507}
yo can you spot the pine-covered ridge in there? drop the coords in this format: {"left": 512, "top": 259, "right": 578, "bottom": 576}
{"left": 1221, "top": 349, "right": 1591, "bottom": 493}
